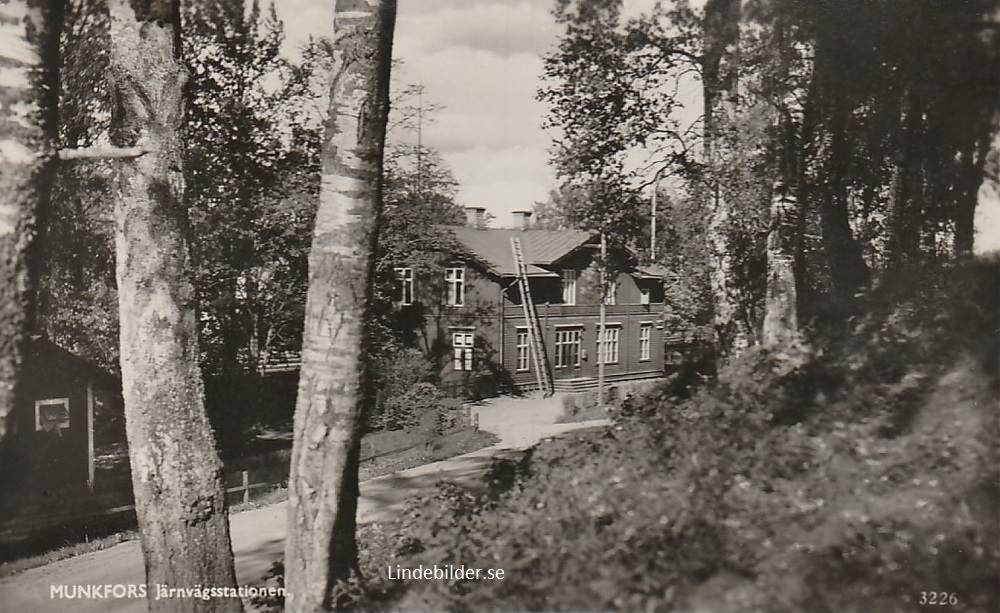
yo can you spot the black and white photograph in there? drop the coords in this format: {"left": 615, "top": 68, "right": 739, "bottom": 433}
{"left": 0, "top": 0, "right": 998, "bottom": 611}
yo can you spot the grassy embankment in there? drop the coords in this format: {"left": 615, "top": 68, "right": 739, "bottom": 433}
{"left": 301, "top": 260, "right": 998, "bottom": 613}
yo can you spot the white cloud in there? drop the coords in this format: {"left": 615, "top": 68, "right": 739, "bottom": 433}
{"left": 397, "top": 1, "right": 556, "bottom": 57}
{"left": 273, "top": 0, "right": 332, "bottom": 53}
{"left": 274, "top": 0, "right": 563, "bottom": 223}
{"left": 445, "top": 145, "right": 554, "bottom": 224}
{"left": 394, "top": 47, "right": 548, "bottom": 149}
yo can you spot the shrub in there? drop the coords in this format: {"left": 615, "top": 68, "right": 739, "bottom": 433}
{"left": 340, "top": 260, "right": 999, "bottom": 612}
{"left": 369, "top": 348, "right": 448, "bottom": 432}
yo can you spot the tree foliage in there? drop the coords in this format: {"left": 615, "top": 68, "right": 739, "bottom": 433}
{"left": 538, "top": 0, "right": 700, "bottom": 245}
{"left": 184, "top": 0, "right": 311, "bottom": 374}
{"left": 541, "top": 0, "right": 1000, "bottom": 353}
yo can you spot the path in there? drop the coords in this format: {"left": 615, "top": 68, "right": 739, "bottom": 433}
{"left": 0, "top": 393, "right": 606, "bottom": 612}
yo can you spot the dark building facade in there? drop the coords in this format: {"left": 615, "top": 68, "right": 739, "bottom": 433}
{"left": 394, "top": 210, "right": 667, "bottom": 397}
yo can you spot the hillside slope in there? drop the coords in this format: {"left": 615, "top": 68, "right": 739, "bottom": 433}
{"left": 342, "top": 260, "right": 998, "bottom": 613}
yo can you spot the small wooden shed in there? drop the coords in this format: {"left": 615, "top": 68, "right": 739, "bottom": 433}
{"left": 2, "top": 338, "right": 123, "bottom": 492}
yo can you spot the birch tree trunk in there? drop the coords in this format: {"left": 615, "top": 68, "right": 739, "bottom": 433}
{"left": 0, "top": 0, "right": 61, "bottom": 442}
{"left": 107, "top": 2, "right": 240, "bottom": 611}
{"left": 284, "top": 1, "right": 396, "bottom": 611}
{"left": 763, "top": 183, "right": 800, "bottom": 347}
{"left": 703, "top": 0, "right": 750, "bottom": 358}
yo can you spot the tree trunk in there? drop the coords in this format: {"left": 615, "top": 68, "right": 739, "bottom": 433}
{"left": 703, "top": 0, "right": 750, "bottom": 357}
{"left": 763, "top": 183, "right": 800, "bottom": 346}
{"left": 0, "top": 0, "right": 62, "bottom": 443}
{"left": 818, "top": 101, "right": 870, "bottom": 298}
{"left": 284, "top": 1, "right": 396, "bottom": 611}
{"left": 107, "top": 2, "right": 241, "bottom": 611}
{"left": 885, "top": 90, "right": 924, "bottom": 271}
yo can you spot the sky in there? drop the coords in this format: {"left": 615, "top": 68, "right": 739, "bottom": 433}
{"left": 273, "top": 0, "right": 1000, "bottom": 251}
{"left": 276, "top": 0, "right": 562, "bottom": 229}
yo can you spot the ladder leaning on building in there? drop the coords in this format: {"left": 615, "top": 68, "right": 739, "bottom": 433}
{"left": 510, "top": 237, "right": 554, "bottom": 396}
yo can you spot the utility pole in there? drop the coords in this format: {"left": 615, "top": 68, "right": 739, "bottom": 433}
{"left": 597, "top": 232, "right": 607, "bottom": 407}
{"left": 415, "top": 85, "right": 423, "bottom": 195}
{"left": 650, "top": 168, "right": 666, "bottom": 262}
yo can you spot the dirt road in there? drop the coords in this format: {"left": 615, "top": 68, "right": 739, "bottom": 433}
{"left": 0, "top": 393, "right": 606, "bottom": 612}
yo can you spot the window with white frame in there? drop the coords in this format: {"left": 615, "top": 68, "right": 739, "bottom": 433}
{"left": 445, "top": 267, "right": 465, "bottom": 306}
{"left": 394, "top": 267, "right": 414, "bottom": 305}
{"left": 35, "top": 398, "right": 70, "bottom": 432}
{"left": 554, "top": 327, "right": 582, "bottom": 368}
{"left": 603, "top": 278, "right": 617, "bottom": 305}
{"left": 515, "top": 328, "right": 530, "bottom": 371}
{"left": 639, "top": 324, "right": 652, "bottom": 362}
{"left": 561, "top": 269, "right": 577, "bottom": 305}
{"left": 639, "top": 284, "right": 651, "bottom": 305}
{"left": 452, "top": 331, "right": 474, "bottom": 371}
{"left": 596, "top": 325, "right": 620, "bottom": 364}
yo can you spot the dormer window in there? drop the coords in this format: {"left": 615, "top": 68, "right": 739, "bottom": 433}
{"left": 445, "top": 267, "right": 465, "bottom": 306}
{"left": 639, "top": 285, "right": 650, "bottom": 305}
{"left": 561, "top": 270, "right": 577, "bottom": 305}
{"left": 603, "top": 278, "right": 617, "bottom": 306}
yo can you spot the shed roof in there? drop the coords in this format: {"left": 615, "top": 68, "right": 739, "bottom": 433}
{"left": 450, "top": 227, "right": 595, "bottom": 277}
{"left": 25, "top": 337, "right": 120, "bottom": 389}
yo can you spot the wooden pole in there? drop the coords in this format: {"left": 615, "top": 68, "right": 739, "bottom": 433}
{"left": 86, "top": 381, "right": 95, "bottom": 492}
{"left": 597, "top": 232, "right": 607, "bottom": 407}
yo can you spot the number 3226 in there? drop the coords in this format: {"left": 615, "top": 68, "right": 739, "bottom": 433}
{"left": 920, "top": 592, "right": 958, "bottom": 606}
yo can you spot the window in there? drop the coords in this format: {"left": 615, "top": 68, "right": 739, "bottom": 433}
{"left": 561, "top": 270, "right": 577, "bottom": 305}
{"left": 516, "top": 328, "right": 530, "bottom": 371}
{"left": 596, "top": 326, "right": 620, "bottom": 365}
{"left": 394, "top": 267, "right": 414, "bottom": 305}
{"left": 639, "top": 285, "right": 651, "bottom": 305}
{"left": 453, "top": 332, "right": 474, "bottom": 371}
{"left": 639, "top": 324, "right": 652, "bottom": 362}
{"left": 35, "top": 398, "right": 70, "bottom": 432}
{"left": 445, "top": 267, "right": 465, "bottom": 306}
{"left": 603, "top": 278, "right": 617, "bottom": 306}
{"left": 554, "top": 327, "right": 582, "bottom": 368}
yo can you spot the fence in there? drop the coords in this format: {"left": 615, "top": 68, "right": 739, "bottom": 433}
{"left": 0, "top": 419, "right": 479, "bottom": 542}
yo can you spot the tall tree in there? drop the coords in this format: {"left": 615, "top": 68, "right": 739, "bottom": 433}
{"left": 0, "top": 0, "right": 63, "bottom": 442}
{"left": 36, "top": 0, "right": 120, "bottom": 372}
{"left": 183, "top": 0, "right": 289, "bottom": 375}
{"left": 703, "top": 0, "right": 755, "bottom": 356}
{"left": 106, "top": 1, "right": 240, "bottom": 610}
{"left": 539, "top": 0, "right": 699, "bottom": 250}
{"left": 284, "top": 0, "right": 396, "bottom": 610}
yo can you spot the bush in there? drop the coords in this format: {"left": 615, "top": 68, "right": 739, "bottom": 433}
{"left": 370, "top": 348, "right": 453, "bottom": 432}
{"left": 339, "top": 260, "right": 999, "bottom": 612}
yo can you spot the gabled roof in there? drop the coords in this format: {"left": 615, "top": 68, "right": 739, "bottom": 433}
{"left": 449, "top": 227, "right": 595, "bottom": 277}
{"left": 632, "top": 264, "right": 670, "bottom": 280}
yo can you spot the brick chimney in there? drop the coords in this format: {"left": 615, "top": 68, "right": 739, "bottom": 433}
{"left": 512, "top": 210, "right": 532, "bottom": 231}
{"left": 464, "top": 206, "right": 486, "bottom": 229}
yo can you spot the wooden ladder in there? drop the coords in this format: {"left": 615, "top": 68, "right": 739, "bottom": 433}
{"left": 510, "top": 237, "right": 554, "bottom": 397}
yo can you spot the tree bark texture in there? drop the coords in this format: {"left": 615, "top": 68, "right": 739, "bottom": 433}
{"left": 703, "top": 0, "right": 750, "bottom": 357}
{"left": 884, "top": 90, "right": 924, "bottom": 272}
{"left": 815, "top": 92, "right": 870, "bottom": 299}
{"left": 107, "top": 2, "right": 240, "bottom": 611}
{"left": 0, "top": 0, "right": 61, "bottom": 444}
{"left": 284, "top": 1, "right": 396, "bottom": 611}
{"left": 763, "top": 183, "right": 800, "bottom": 347}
